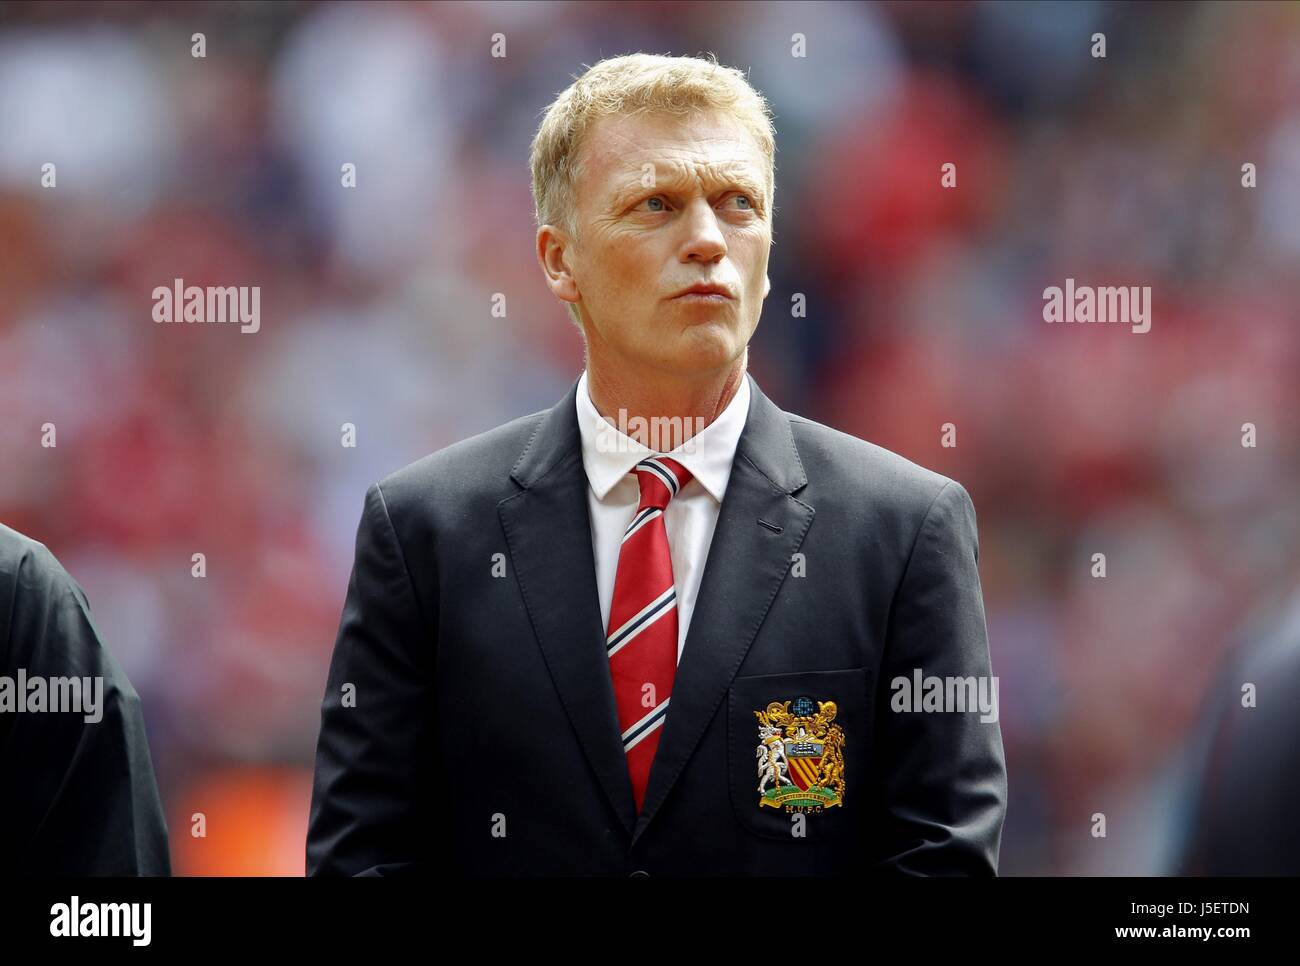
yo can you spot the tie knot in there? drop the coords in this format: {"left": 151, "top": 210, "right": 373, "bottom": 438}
{"left": 633, "top": 456, "right": 692, "bottom": 510}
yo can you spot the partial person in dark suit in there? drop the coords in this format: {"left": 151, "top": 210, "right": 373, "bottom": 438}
{"left": 1174, "top": 589, "right": 1300, "bottom": 875}
{"left": 307, "top": 52, "right": 1006, "bottom": 876}
{"left": 0, "top": 524, "right": 171, "bottom": 875}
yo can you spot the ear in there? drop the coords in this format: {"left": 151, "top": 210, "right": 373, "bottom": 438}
{"left": 537, "top": 225, "right": 580, "bottom": 304}
{"left": 762, "top": 273, "right": 771, "bottom": 301}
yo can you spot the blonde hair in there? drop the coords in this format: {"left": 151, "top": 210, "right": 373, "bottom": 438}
{"left": 530, "top": 52, "right": 777, "bottom": 328}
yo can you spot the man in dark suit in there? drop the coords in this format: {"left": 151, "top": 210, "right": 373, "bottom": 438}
{"left": 1173, "top": 590, "right": 1300, "bottom": 875}
{"left": 307, "top": 53, "right": 1006, "bottom": 876}
{"left": 0, "top": 524, "right": 171, "bottom": 875}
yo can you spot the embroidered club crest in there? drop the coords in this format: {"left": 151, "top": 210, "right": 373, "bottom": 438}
{"left": 753, "top": 695, "right": 846, "bottom": 812}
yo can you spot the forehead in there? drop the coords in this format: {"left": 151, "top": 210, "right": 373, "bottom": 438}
{"left": 578, "top": 110, "right": 767, "bottom": 202}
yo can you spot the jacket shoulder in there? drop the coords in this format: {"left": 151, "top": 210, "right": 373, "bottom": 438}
{"left": 371, "top": 407, "right": 550, "bottom": 518}
{"left": 0, "top": 525, "right": 81, "bottom": 614}
{"left": 0, "top": 525, "right": 93, "bottom": 669}
{"left": 784, "top": 412, "right": 965, "bottom": 514}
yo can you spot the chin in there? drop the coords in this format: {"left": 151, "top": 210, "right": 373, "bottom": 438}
{"left": 652, "top": 332, "right": 742, "bottom": 374}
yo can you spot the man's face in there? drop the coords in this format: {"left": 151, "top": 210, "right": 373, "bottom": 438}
{"left": 553, "top": 109, "right": 773, "bottom": 378}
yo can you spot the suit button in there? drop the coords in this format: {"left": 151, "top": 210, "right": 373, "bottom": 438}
{"left": 629, "top": 870, "right": 650, "bottom": 877}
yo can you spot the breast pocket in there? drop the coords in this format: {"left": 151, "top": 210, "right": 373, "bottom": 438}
{"left": 727, "top": 667, "right": 871, "bottom": 842}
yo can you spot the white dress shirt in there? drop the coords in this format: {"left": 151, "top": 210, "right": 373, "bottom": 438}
{"left": 576, "top": 368, "right": 751, "bottom": 665}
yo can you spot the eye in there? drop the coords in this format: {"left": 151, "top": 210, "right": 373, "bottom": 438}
{"left": 636, "top": 195, "right": 668, "bottom": 212}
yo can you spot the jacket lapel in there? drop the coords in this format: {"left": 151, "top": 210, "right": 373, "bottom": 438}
{"left": 497, "top": 372, "right": 815, "bottom": 846}
{"left": 632, "top": 373, "right": 814, "bottom": 844}
{"left": 497, "top": 375, "right": 640, "bottom": 836}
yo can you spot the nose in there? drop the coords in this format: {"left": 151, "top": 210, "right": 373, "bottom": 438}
{"left": 678, "top": 197, "right": 727, "bottom": 263}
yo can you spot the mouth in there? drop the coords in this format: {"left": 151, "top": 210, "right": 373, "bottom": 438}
{"left": 674, "top": 292, "right": 732, "bottom": 303}
{"left": 671, "top": 285, "right": 735, "bottom": 301}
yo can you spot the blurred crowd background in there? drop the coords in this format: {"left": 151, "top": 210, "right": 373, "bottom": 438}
{"left": 1, "top": 0, "right": 1298, "bottom": 875}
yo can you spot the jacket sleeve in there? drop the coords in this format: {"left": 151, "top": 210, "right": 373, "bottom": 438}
{"left": 0, "top": 537, "right": 171, "bottom": 876}
{"left": 306, "top": 482, "right": 440, "bottom": 876}
{"left": 871, "top": 480, "right": 1008, "bottom": 875}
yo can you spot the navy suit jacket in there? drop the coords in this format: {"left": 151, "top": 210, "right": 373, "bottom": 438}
{"left": 306, "top": 372, "right": 1007, "bottom": 875}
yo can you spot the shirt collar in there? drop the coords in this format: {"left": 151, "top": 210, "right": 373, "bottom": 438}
{"left": 576, "top": 368, "right": 751, "bottom": 503}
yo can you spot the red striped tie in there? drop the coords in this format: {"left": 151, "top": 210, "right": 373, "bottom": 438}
{"left": 607, "top": 455, "right": 693, "bottom": 814}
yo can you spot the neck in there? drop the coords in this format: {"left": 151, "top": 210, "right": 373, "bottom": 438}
{"left": 585, "top": 350, "right": 748, "bottom": 451}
